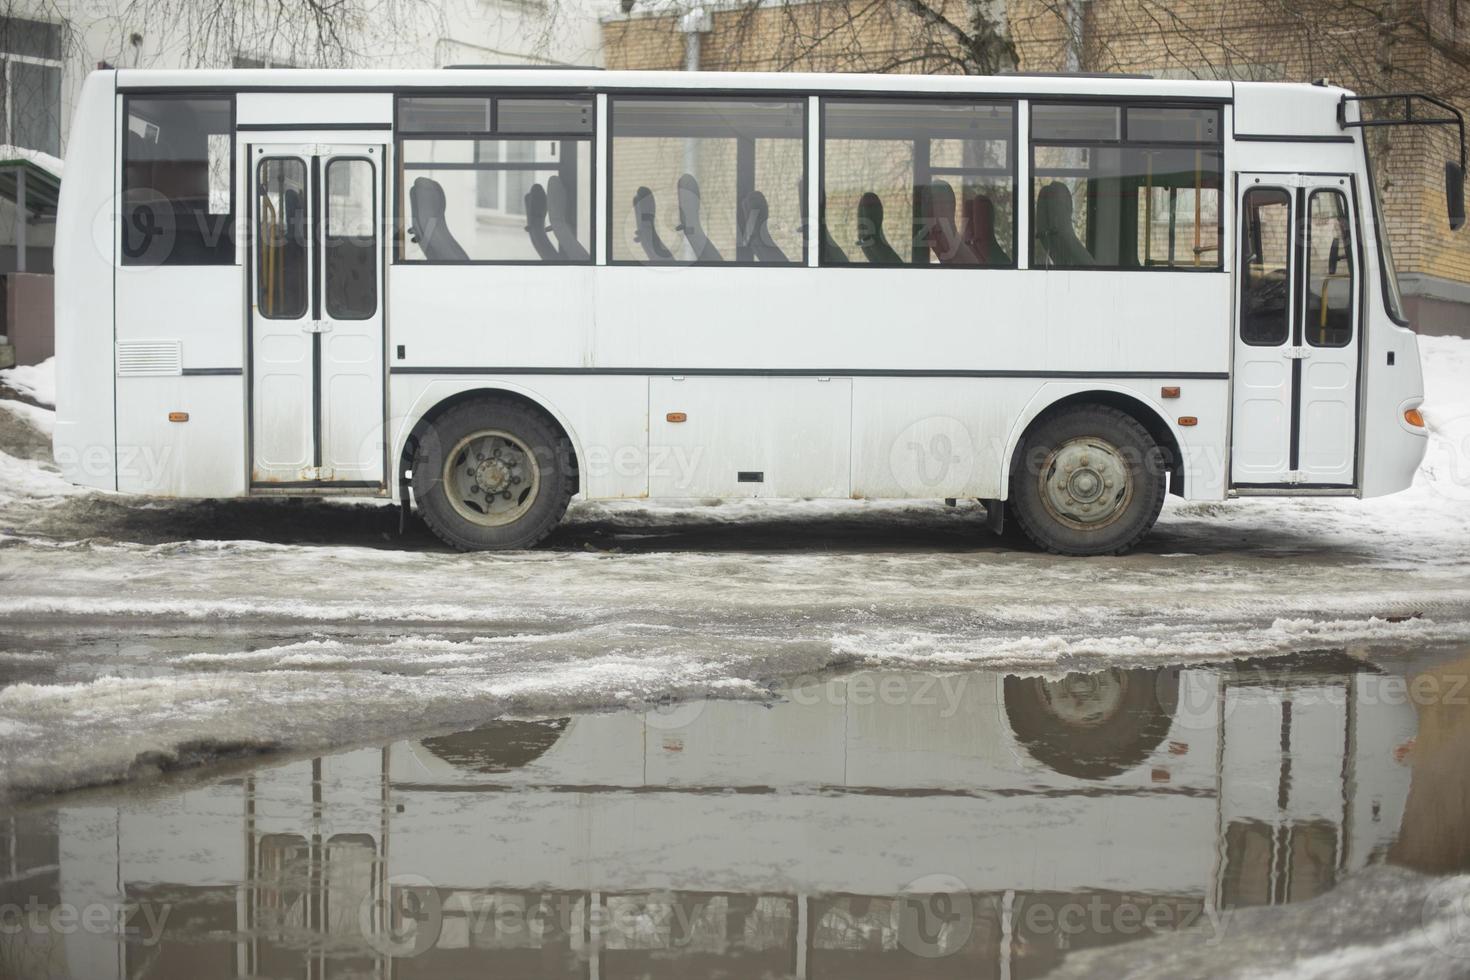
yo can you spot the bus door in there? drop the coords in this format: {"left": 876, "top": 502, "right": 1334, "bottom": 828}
{"left": 1231, "top": 174, "right": 1361, "bottom": 487}
{"left": 249, "top": 144, "right": 385, "bottom": 487}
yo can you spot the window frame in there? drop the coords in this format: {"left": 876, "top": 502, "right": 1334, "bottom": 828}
{"left": 1238, "top": 185, "right": 1294, "bottom": 348}
{"left": 120, "top": 91, "right": 238, "bottom": 267}
{"left": 393, "top": 90, "right": 596, "bottom": 267}
{"left": 1028, "top": 98, "right": 1226, "bottom": 273}
{"left": 605, "top": 93, "right": 810, "bottom": 268}
{"left": 324, "top": 155, "right": 379, "bottom": 321}
{"left": 0, "top": 16, "right": 64, "bottom": 156}
{"left": 253, "top": 154, "right": 310, "bottom": 320}
{"left": 1303, "top": 186, "right": 1356, "bottom": 349}
{"left": 817, "top": 95, "right": 1019, "bottom": 270}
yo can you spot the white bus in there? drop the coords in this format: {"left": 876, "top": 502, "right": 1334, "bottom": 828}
{"left": 53, "top": 68, "right": 1463, "bottom": 554}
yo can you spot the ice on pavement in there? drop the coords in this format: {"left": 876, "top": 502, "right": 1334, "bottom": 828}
{"left": 1, "top": 340, "right": 1470, "bottom": 800}
{"left": 1047, "top": 865, "right": 1470, "bottom": 980}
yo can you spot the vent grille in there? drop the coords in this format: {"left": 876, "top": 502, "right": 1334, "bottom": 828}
{"left": 116, "top": 341, "right": 182, "bottom": 377}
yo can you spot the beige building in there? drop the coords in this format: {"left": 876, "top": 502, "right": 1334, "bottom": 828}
{"left": 603, "top": 0, "right": 1470, "bottom": 334}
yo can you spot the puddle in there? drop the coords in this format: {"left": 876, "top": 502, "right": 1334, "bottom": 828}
{"left": 3, "top": 649, "right": 1469, "bottom": 978}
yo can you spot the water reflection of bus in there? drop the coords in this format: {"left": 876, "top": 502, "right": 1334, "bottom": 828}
{"left": 12, "top": 659, "right": 1424, "bottom": 979}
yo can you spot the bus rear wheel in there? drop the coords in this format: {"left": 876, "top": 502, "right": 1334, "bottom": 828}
{"left": 412, "top": 399, "right": 575, "bottom": 551}
{"left": 1008, "top": 405, "right": 1166, "bottom": 556}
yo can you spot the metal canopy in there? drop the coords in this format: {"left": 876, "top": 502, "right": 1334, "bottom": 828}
{"left": 0, "top": 158, "right": 61, "bottom": 217}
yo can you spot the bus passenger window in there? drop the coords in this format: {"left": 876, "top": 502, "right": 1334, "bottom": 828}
{"left": 823, "top": 99, "right": 1015, "bottom": 267}
{"left": 610, "top": 98, "right": 805, "bottom": 264}
{"left": 1306, "top": 190, "right": 1355, "bottom": 348}
{"left": 1239, "top": 187, "right": 1291, "bottom": 346}
{"left": 325, "top": 158, "right": 377, "bottom": 319}
{"left": 1030, "top": 104, "right": 1222, "bottom": 271}
{"left": 122, "top": 95, "right": 235, "bottom": 266}
{"left": 256, "top": 158, "right": 307, "bottom": 319}
{"left": 397, "top": 96, "right": 593, "bottom": 264}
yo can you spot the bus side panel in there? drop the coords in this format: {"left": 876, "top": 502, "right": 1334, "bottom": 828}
{"left": 852, "top": 379, "right": 1226, "bottom": 501}
{"left": 1356, "top": 202, "right": 1428, "bottom": 499}
{"left": 114, "top": 265, "right": 247, "bottom": 496}
{"left": 388, "top": 374, "right": 650, "bottom": 500}
{"left": 53, "top": 71, "right": 119, "bottom": 491}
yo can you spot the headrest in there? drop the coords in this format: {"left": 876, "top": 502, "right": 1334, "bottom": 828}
{"left": 524, "top": 183, "right": 549, "bottom": 221}
{"left": 412, "top": 177, "right": 447, "bottom": 218}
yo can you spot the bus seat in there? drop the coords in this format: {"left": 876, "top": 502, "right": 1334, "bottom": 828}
{"left": 739, "top": 191, "right": 788, "bottom": 263}
{"left": 522, "top": 184, "right": 561, "bottom": 261}
{"left": 963, "top": 195, "right": 1011, "bottom": 266}
{"left": 920, "top": 181, "right": 979, "bottom": 266}
{"left": 408, "top": 177, "right": 469, "bottom": 262}
{"left": 800, "top": 178, "right": 849, "bottom": 264}
{"left": 545, "top": 175, "right": 590, "bottom": 261}
{"left": 632, "top": 186, "right": 674, "bottom": 262}
{"left": 675, "top": 174, "right": 723, "bottom": 263}
{"left": 1035, "top": 182, "right": 1095, "bottom": 267}
{"left": 856, "top": 192, "right": 903, "bottom": 265}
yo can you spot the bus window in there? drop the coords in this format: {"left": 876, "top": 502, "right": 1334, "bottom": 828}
{"left": 822, "top": 100, "right": 1015, "bottom": 267}
{"left": 1031, "top": 103, "right": 1222, "bottom": 270}
{"left": 122, "top": 95, "right": 235, "bottom": 266}
{"left": 1306, "top": 189, "right": 1355, "bottom": 348}
{"left": 1239, "top": 187, "right": 1291, "bottom": 346}
{"left": 397, "top": 96, "right": 593, "bottom": 264}
{"left": 325, "top": 158, "right": 377, "bottom": 320}
{"left": 609, "top": 98, "right": 805, "bottom": 265}
{"left": 255, "top": 158, "right": 307, "bottom": 319}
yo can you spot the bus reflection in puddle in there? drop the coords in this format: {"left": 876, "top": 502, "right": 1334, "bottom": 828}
{"left": 5, "top": 651, "right": 1468, "bottom": 979}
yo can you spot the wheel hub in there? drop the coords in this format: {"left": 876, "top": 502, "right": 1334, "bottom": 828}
{"left": 473, "top": 457, "right": 513, "bottom": 495}
{"left": 1038, "top": 670, "right": 1128, "bottom": 727}
{"left": 443, "top": 430, "right": 541, "bottom": 527}
{"left": 1039, "top": 438, "right": 1133, "bottom": 530}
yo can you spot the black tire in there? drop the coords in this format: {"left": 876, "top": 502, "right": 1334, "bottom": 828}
{"left": 1004, "top": 667, "right": 1180, "bottom": 780}
{"left": 412, "top": 398, "right": 575, "bottom": 551}
{"left": 1008, "top": 404, "right": 1166, "bottom": 556}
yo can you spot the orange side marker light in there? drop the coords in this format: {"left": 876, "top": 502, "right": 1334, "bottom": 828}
{"left": 168, "top": 412, "right": 190, "bottom": 423}
{"left": 1404, "top": 408, "right": 1426, "bottom": 428}
{"left": 1177, "top": 416, "right": 1198, "bottom": 427}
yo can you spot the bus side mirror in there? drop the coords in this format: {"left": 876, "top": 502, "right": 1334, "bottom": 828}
{"left": 1448, "top": 161, "right": 1466, "bottom": 231}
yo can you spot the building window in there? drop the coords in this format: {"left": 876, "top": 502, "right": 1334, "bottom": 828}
{"left": 398, "top": 95, "right": 593, "bottom": 263}
{"left": 1030, "top": 103, "right": 1223, "bottom": 270}
{"left": 822, "top": 100, "right": 1015, "bottom": 267}
{"left": 121, "top": 95, "right": 235, "bottom": 266}
{"left": 0, "top": 17, "right": 64, "bottom": 157}
{"left": 609, "top": 97, "right": 805, "bottom": 265}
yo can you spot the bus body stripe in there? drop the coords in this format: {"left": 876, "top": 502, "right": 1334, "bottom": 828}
{"left": 388, "top": 367, "right": 1229, "bottom": 380}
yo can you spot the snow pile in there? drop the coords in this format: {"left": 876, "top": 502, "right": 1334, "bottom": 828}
{"left": 0, "top": 143, "right": 63, "bottom": 177}
{"left": 0, "top": 355, "right": 55, "bottom": 408}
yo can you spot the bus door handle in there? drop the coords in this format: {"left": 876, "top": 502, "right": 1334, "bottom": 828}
{"left": 304, "top": 319, "right": 332, "bottom": 334}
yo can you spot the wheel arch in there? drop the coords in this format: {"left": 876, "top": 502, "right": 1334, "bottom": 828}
{"left": 999, "top": 386, "right": 1185, "bottom": 499}
{"left": 394, "top": 383, "right": 585, "bottom": 504}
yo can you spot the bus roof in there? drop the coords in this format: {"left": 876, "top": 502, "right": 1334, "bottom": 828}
{"left": 113, "top": 67, "right": 1253, "bottom": 101}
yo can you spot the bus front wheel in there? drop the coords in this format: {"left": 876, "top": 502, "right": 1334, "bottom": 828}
{"left": 1008, "top": 405, "right": 1166, "bottom": 556}
{"left": 412, "top": 398, "right": 575, "bottom": 551}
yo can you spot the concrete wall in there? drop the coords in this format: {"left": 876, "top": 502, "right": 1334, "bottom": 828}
{"left": 3, "top": 272, "right": 55, "bottom": 365}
